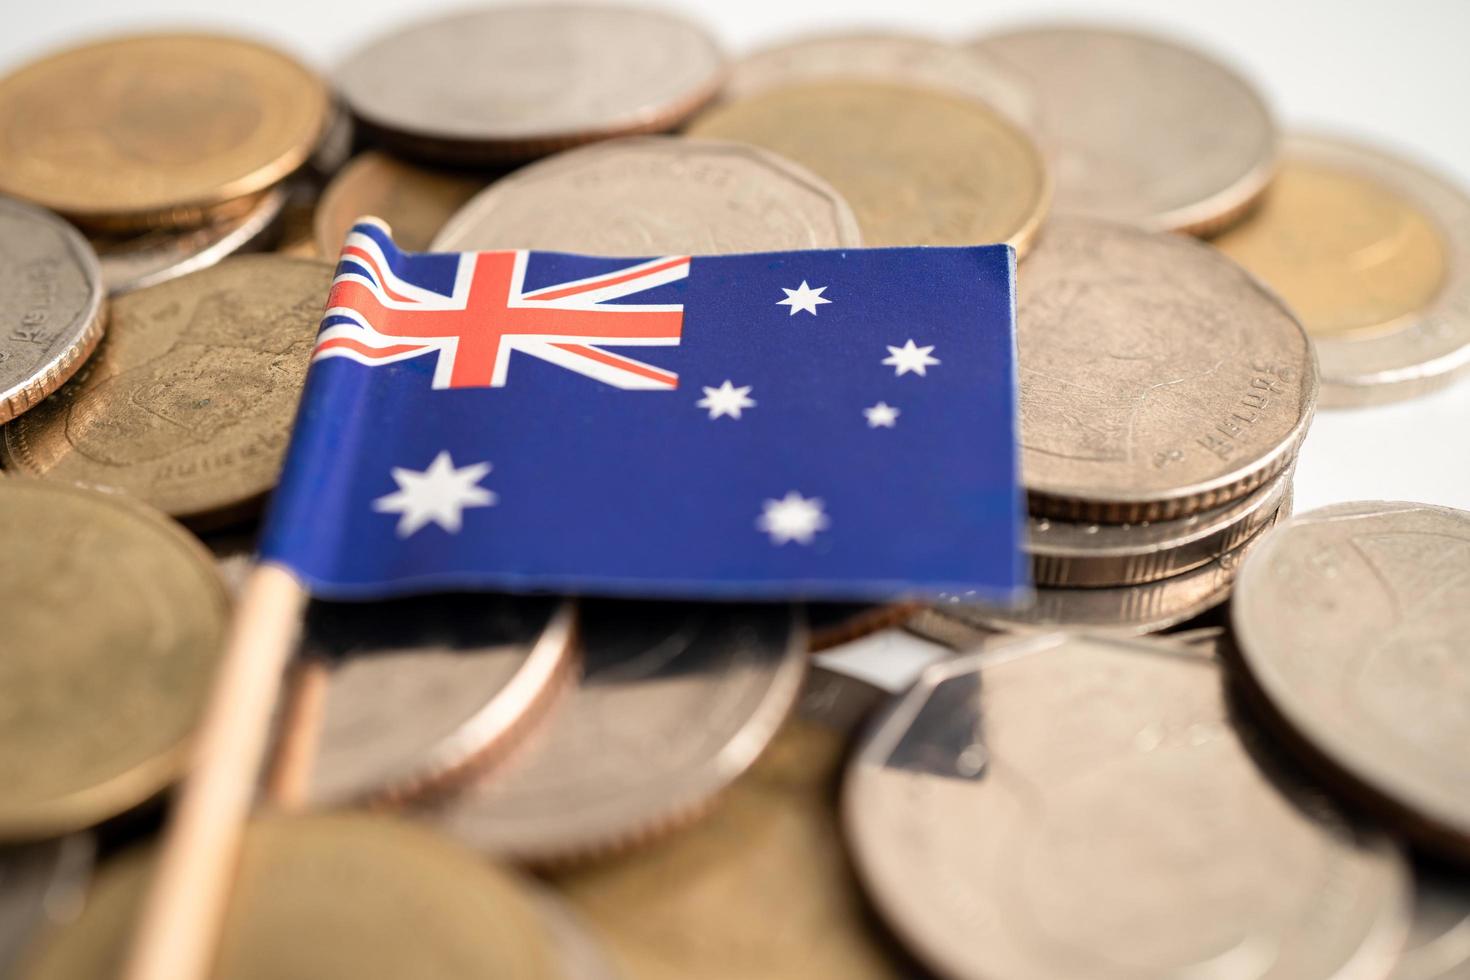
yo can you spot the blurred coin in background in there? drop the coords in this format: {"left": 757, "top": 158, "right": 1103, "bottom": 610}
{"left": 0, "top": 837, "right": 94, "bottom": 978}
{"left": 316, "top": 151, "right": 487, "bottom": 257}
{"left": 971, "top": 25, "right": 1275, "bottom": 235}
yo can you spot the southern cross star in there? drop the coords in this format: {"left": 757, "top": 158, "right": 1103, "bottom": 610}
{"left": 777, "top": 280, "right": 832, "bottom": 316}
{"left": 696, "top": 380, "right": 756, "bottom": 420}
{"left": 864, "top": 402, "right": 900, "bottom": 428}
{"left": 882, "top": 339, "right": 939, "bottom": 377}
{"left": 757, "top": 491, "right": 829, "bottom": 545}
{"left": 373, "top": 450, "right": 496, "bottom": 537}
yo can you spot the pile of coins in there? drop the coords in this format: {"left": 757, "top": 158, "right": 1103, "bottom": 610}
{"left": 1, "top": 6, "right": 1467, "bottom": 979}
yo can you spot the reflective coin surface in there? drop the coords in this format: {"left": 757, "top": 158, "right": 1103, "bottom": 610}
{"left": 0, "top": 197, "right": 107, "bottom": 425}
{"left": 1232, "top": 501, "right": 1470, "bottom": 859}
{"left": 551, "top": 669, "right": 903, "bottom": 980}
{"left": 688, "top": 82, "right": 1048, "bottom": 252}
{"left": 1389, "top": 862, "right": 1470, "bottom": 980}
{"left": 315, "top": 151, "right": 486, "bottom": 257}
{"left": 421, "top": 602, "right": 806, "bottom": 865}
{"left": 0, "top": 837, "right": 94, "bottom": 978}
{"left": 0, "top": 480, "right": 227, "bottom": 839}
{"left": 432, "top": 137, "right": 861, "bottom": 254}
{"left": 1214, "top": 133, "right": 1470, "bottom": 406}
{"left": 16, "top": 814, "right": 562, "bottom": 979}
{"left": 0, "top": 34, "right": 328, "bottom": 229}
{"left": 337, "top": 4, "right": 725, "bottom": 163}
{"left": 302, "top": 596, "right": 576, "bottom": 806}
{"left": 1018, "top": 218, "right": 1315, "bottom": 523}
{"left": 971, "top": 25, "right": 1275, "bottom": 234}
{"left": 725, "top": 31, "right": 1035, "bottom": 126}
{"left": 2, "top": 256, "right": 333, "bottom": 525}
{"left": 844, "top": 632, "right": 1411, "bottom": 980}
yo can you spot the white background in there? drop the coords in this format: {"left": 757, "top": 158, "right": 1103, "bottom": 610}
{"left": 5, "top": 1, "right": 1469, "bottom": 517}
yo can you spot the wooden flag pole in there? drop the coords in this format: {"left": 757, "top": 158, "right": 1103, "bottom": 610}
{"left": 262, "top": 656, "right": 330, "bottom": 810}
{"left": 121, "top": 563, "right": 308, "bottom": 980}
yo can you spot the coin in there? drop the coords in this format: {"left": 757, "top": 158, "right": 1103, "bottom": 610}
{"left": 432, "top": 136, "right": 861, "bottom": 254}
{"left": 549, "top": 669, "right": 904, "bottom": 979}
{"left": 971, "top": 25, "right": 1276, "bottom": 235}
{"left": 1029, "top": 465, "right": 1292, "bottom": 586}
{"left": 687, "top": 82, "right": 1048, "bottom": 252}
{"left": 1214, "top": 133, "right": 1470, "bottom": 406}
{"left": 301, "top": 596, "right": 577, "bottom": 806}
{"left": 843, "top": 632, "right": 1411, "bottom": 980}
{"left": 805, "top": 602, "right": 923, "bottom": 653}
{"left": 15, "top": 814, "right": 562, "bottom": 979}
{"left": 90, "top": 184, "right": 286, "bottom": 295}
{"left": 1389, "top": 861, "right": 1470, "bottom": 980}
{"left": 336, "top": 5, "right": 725, "bottom": 164}
{"left": 0, "top": 837, "right": 94, "bottom": 978}
{"left": 1018, "top": 218, "right": 1315, "bottom": 523}
{"left": 0, "top": 34, "right": 328, "bottom": 230}
{"left": 1231, "top": 501, "right": 1470, "bottom": 859}
{"left": 0, "top": 197, "right": 107, "bottom": 425}
{"left": 0, "top": 480, "right": 227, "bottom": 839}
{"left": 420, "top": 601, "right": 806, "bottom": 865}
{"left": 315, "top": 152, "right": 486, "bottom": 257}
{"left": 529, "top": 884, "right": 623, "bottom": 980}
{"left": 2, "top": 255, "right": 334, "bottom": 525}
{"left": 724, "top": 31, "right": 1035, "bottom": 126}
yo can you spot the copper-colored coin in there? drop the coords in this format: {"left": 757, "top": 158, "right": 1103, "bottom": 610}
{"left": 0, "top": 480, "right": 226, "bottom": 840}
{"left": 971, "top": 25, "right": 1276, "bottom": 235}
{"left": 315, "top": 152, "right": 486, "bottom": 257}
{"left": 420, "top": 602, "right": 806, "bottom": 865}
{"left": 1214, "top": 133, "right": 1470, "bottom": 406}
{"left": 2, "top": 255, "right": 333, "bottom": 525}
{"left": 337, "top": 4, "right": 725, "bottom": 164}
{"left": 688, "top": 81, "right": 1048, "bottom": 252}
{"left": 0, "top": 34, "right": 328, "bottom": 231}
{"left": 16, "top": 814, "right": 562, "bottom": 979}
{"left": 1018, "top": 218, "right": 1315, "bottom": 523}
{"left": 844, "top": 632, "right": 1411, "bottom": 980}
{"left": 550, "top": 669, "right": 904, "bottom": 979}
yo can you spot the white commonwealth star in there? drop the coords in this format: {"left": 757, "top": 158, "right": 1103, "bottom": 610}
{"left": 864, "top": 402, "right": 900, "bottom": 428}
{"left": 696, "top": 380, "right": 756, "bottom": 420}
{"left": 882, "top": 339, "right": 939, "bottom": 377}
{"left": 373, "top": 450, "right": 496, "bottom": 537}
{"left": 757, "top": 491, "right": 829, "bottom": 546}
{"left": 777, "top": 280, "right": 831, "bottom": 316}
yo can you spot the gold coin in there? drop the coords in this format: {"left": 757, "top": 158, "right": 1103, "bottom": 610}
{"left": 0, "top": 480, "right": 226, "bottom": 840}
{"left": 315, "top": 152, "right": 487, "bottom": 257}
{"left": 1, "top": 255, "right": 334, "bottom": 526}
{"left": 16, "top": 813, "right": 561, "bottom": 979}
{"left": 0, "top": 34, "right": 328, "bottom": 231}
{"left": 688, "top": 81, "right": 1049, "bottom": 253}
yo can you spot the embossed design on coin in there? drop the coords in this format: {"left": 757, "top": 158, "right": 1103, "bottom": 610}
{"left": 0, "top": 197, "right": 107, "bottom": 425}
{"left": 1232, "top": 501, "right": 1470, "bottom": 858}
{"left": 336, "top": 4, "right": 725, "bottom": 163}
{"left": 1018, "top": 218, "right": 1315, "bottom": 522}
{"left": 0, "top": 34, "right": 327, "bottom": 229}
{"left": 843, "top": 632, "right": 1411, "bottom": 980}
{"left": 315, "top": 152, "right": 486, "bottom": 257}
{"left": 2, "top": 256, "right": 333, "bottom": 524}
{"left": 420, "top": 602, "right": 806, "bottom": 864}
{"left": 971, "top": 25, "right": 1276, "bottom": 234}
{"left": 433, "top": 137, "right": 861, "bottom": 254}
{"left": 688, "top": 82, "right": 1048, "bottom": 252}
{"left": 1214, "top": 133, "right": 1470, "bottom": 406}
{"left": 0, "top": 480, "right": 226, "bottom": 839}
{"left": 0, "top": 836, "right": 94, "bottom": 977}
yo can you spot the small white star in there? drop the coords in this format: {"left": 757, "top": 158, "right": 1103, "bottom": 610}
{"left": 757, "top": 491, "right": 829, "bottom": 546}
{"left": 777, "top": 280, "right": 831, "bottom": 316}
{"left": 864, "top": 402, "right": 900, "bottom": 428}
{"left": 882, "top": 339, "right": 939, "bottom": 377}
{"left": 696, "top": 380, "right": 756, "bottom": 419}
{"left": 373, "top": 450, "right": 496, "bottom": 537}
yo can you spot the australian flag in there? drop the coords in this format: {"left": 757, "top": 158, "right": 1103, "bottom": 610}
{"left": 258, "top": 219, "right": 1025, "bottom": 602}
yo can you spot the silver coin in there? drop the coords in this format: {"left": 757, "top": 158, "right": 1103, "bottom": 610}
{"left": 336, "top": 4, "right": 725, "bottom": 163}
{"left": 418, "top": 601, "right": 806, "bottom": 865}
{"left": 971, "top": 25, "right": 1276, "bottom": 234}
{"left": 90, "top": 185, "right": 286, "bottom": 295}
{"left": 843, "top": 632, "right": 1412, "bottom": 980}
{"left": 432, "top": 136, "right": 861, "bottom": 254}
{"left": 1018, "top": 218, "right": 1315, "bottom": 523}
{"left": 1389, "top": 862, "right": 1470, "bottom": 980}
{"left": 0, "top": 836, "right": 94, "bottom": 977}
{"left": 1232, "top": 501, "right": 1470, "bottom": 859}
{"left": 0, "top": 197, "right": 106, "bottom": 425}
{"left": 1030, "top": 465, "right": 1292, "bottom": 586}
{"left": 725, "top": 31, "right": 1035, "bottom": 126}
{"left": 299, "top": 595, "right": 577, "bottom": 806}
